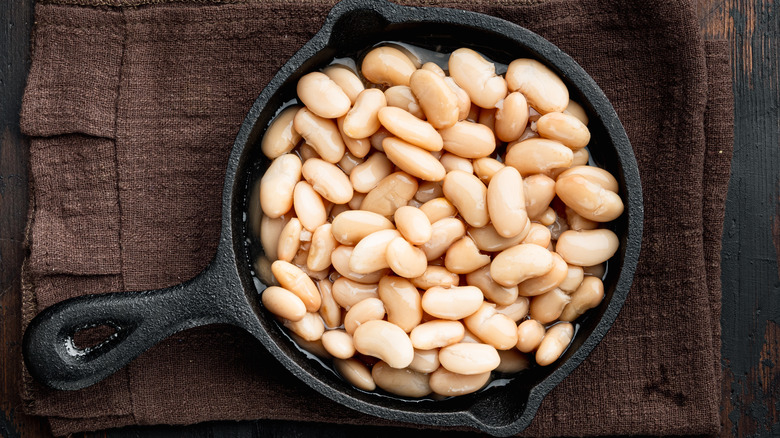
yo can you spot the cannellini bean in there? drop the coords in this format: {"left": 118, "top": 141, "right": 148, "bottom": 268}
{"left": 394, "top": 205, "right": 432, "bottom": 245}
{"left": 516, "top": 319, "right": 545, "bottom": 353}
{"left": 344, "top": 297, "right": 386, "bottom": 334}
{"left": 506, "top": 58, "right": 569, "bottom": 114}
{"left": 331, "top": 246, "right": 388, "bottom": 284}
{"left": 382, "top": 137, "right": 446, "bottom": 182}
{"left": 419, "top": 197, "right": 457, "bottom": 223}
{"left": 409, "top": 68, "right": 459, "bottom": 129}
{"left": 449, "top": 48, "right": 507, "bottom": 109}
{"left": 331, "top": 210, "right": 394, "bottom": 245}
{"left": 473, "top": 157, "right": 504, "bottom": 184}
{"left": 535, "top": 322, "right": 574, "bottom": 366}
{"left": 439, "top": 342, "right": 500, "bottom": 375}
{"left": 271, "top": 260, "right": 321, "bottom": 312}
{"left": 529, "top": 288, "right": 571, "bottom": 324}
{"left": 494, "top": 296, "right": 530, "bottom": 322}
{"left": 321, "top": 329, "right": 356, "bottom": 359}
{"left": 563, "top": 99, "right": 589, "bottom": 125}
{"left": 378, "top": 106, "right": 443, "bottom": 151}
{"left": 337, "top": 150, "right": 363, "bottom": 175}
{"left": 299, "top": 142, "right": 321, "bottom": 161}
{"left": 444, "top": 77, "right": 472, "bottom": 121}
{"left": 301, "top": 158, "right": 353, "bottom": 204}
{"left": 421, "top": 61, "right": 445, "bottom": 76}
{"left": 293, "top": 108, "right": 346, "bottom": 163}
{"left": 558, "top": 165, "right": 619, "bottom": 193}
{"left": 293, "top": 181, "right": 327, "bottom": 232}
{"left": 377, "top": 276, "right": 422, "bottom": 332}
{"left": 572, "top": 147, "right": 590, "bottom": 166}
{"left": 559, "top": 264, "right": 585, "bottom": 293}
{"left": 353, "top": 320, "right": 414, "bottom": 368}
{"left": 260, "top": 154, "right": 301, "bottom": 218}
{"left": 261, "top": 286, "right": 307, "bottom": 322}
{"left": 334, "top": 358, "right": 376, "bottom": 391}
{"left": 583, "top": 263, "right": 606, "bottom": 278}
{"left": 349, "top": 229, "right": 401, "bottom": 273}
{"left": 410, "top": 320, "right": 465, "bottom": 350}
{"left": 342, "top": 88, "right": 386, "bottom": 139}
{"left": 384, "top": 85, "right": 425, "bottom": 119}
{"left": 277, "top": 218, "right": 302, "bottom": 262}
{"left": 518, "top": 252, "right": 568, "bottom": 296}
{"left": 467, "top": 221, "right": 530, "bottom": 252}
{"left": 349, "top": 152, "right": 393, "bottom": 193}
{"left": 491, "top": 244, "right": 554, "bottom": 287}
{"left": 371, "top": 361, "right": 431, "bottom": 398}
{"left": 414, "top": 181, "right": 443, "bottom": 203}
{"left": 361, "top": 46, "right": 417, "bottom": 87}
{"left": 297, "top": 72, "right": 351, "bottom": 118}
{"left": 465, "top": 265, "right": 519, "bottom": 306}
{"left": 386, "top": 237, "right": 428, "bottom": 278}
{"left": 411, "top": 265, "right": 459, "bottom": 290}
{"left": 537, "top": 112, "right": 590, "bottom": 150}
{"left": 495, "top": 349, "right": 531, "bottom": 373}
{"left": 290, "top": 333, "right": 330, "bottom": 359}
{"left": 261, "top": 105, "right": 302, "bottom": 159}
{"left": 488, "top": 166, "right": 528, "bottom": 238}
{"left": 444, "top": 236, "right": 490, "bottom": 274}
{"left": 505, "top": 138, "right": 573, "bottom": 176}
{"left": 421, "top": 285, "right": 483, "bottom": 320}
{"left": 421, "top": 217, "right": 467, "bottom": 260}
{"left": 254, "top": 255, "right": 275, "bottom": 287}
{"left": 331, "top": 276, "right": 379, "bottom": 308}
{"left": 323, "top": 65, "right": 364, "bottom": 104}
{"left": 442, "top": 170, "right": 489, "bottom": 228}
{"left": 556, "top": 175, "right": 624, "bottom": 222}
{"left": 429, "top": 367, "right": 490, "bottom": 397}
{"left": 495, "top": 92, "right": 529, "bottom": 142}
{"left": 337, "top": 117, "right": 372, "bottom": 158}
{"left": 556, "top": 229, "right": 619, "bottom": 266}
{"left": 524, "top": 174, "right": 557, "bottom": 219}
{"left": 439, "top": 121, "right": 496, "bottom": 159}
{"left": 463, "top": 302, "right": 519, "bottom": 350}
{"left": 260, "top": 214, "right": 289, "bottom": 261}
{"left": 477, "top": 107, "right": 497, "bottom": 140}
{"left": 522, "top": 222, "right": 552, "bottom": 248}
{"left": 361, "top": 171, "right": 419, "bottom": 217}
{"left": 317, "top": 279, "right": 342, "bottom": 328}
{"left": 440, "top": 153, "right": 473, "bottom": 174}
{"left": 409, "top": 348, "right": 440, "bottom": 373}
{"left": 307, "top": 224, "right": 337, "bottom": 271}
{"left": 537, "top": 207, "right": 557, "bottom": 227}
{"left": 560, "top": 276, "right": 604, "bottom": 321}
{"left": 282, "top": 312, "right": 325, "bottom": 342}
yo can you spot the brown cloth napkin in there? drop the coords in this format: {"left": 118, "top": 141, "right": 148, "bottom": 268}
{"left": 19, "top": 0, "right": 733, "bottom": 435}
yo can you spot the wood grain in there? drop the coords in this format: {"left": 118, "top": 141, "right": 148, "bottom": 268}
{"left": 1, "top": 1, "right": 778, "bottom": 437}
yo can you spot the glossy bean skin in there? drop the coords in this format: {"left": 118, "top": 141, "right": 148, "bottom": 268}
{"left": 378, "top": 106, "right": 443, "bottom": 151}
{"left": 440, "top": 153, "right": 473, "bottom": 174}
{"left": 535, "top": 322, "right": 574, "bottom": 366}
{"left": 409, "top": 348, "right": 440, "bottom": 373}
{"left": 386, "top": 237, "right": 428, "bottom": 278}
{"left": 353, "top": 320, "right": 415, "bottom": 369}
{"left": 449, "top": 48, "right": 507, "bottom": 109}
{"left": 323, "top": 65, "right": 364, "bottom": 104}
{"left": 429, "top": 367, "right": 491, "bottom": 397}
{"left": 378, "top": 276, "right": 423, "bottom": 332}
{"left": 411, "top": 265, "right": 460, "bottom": 290}
{"left": 321, "top": 329, "right": 356, "bottom": 359}
{"left": 537, "top": 112, "right": 591, "bottom": 150}
{"left": 473, "top": 157, "right": 505, "bottom": 184}
{"left": 556, "top": 174, "right": 624, "bottom": 222}
{"left": 271, "top": 260, "right": 322, "bottom": 312}
{"left": 343, "top": 88, "right": 386, "bottom": 139}
{"left": 556, "top": 229, "right": 620, "bottom": 266}
{"left": 491, "top": 244, "right": 554, "bottom": 287}
{"left": 361, "top": 46, "right": 417, "bottom": 87}
{"left": 260, "top": 154, "right": 301, "bottom": 218}
{"left": 494, "top": 296, "right": 530, "bottom": 322}
{"left": 463, "top": 302, "right": 519, "bottom": 350}
{"left": 349, "top": 152, "right": 394, "bottom": 194}
{"left": 467, "top": 221, "right": 530, "bottom": 252}
{"left": 301, "top": 158, "right": 353, "bottom": 204}
{"left": 506, "top": 58, "right": 569, "bottom": 114}
{"left": 439, "top": 121, "right": 497, "bottom": 159}
{"left": 444, "top": 77, "right": 472, "bottom": 121}
{"left": 283, "top": 312, "right": 325, "bottom": 342}
{"left": 517, "top": 252, "right": 568, "bottom": 296}
{"left": 261, "top": 105, "right": 302, "bottom": 159}
{"left": 414, "top": 181, "right": 444, "bottom": 204}
{"left": 522, "top": 222, "right": 552, "bottom": 248}
{"left": 421, "top": 217, "right": 467, "bottom": 260}
{"left": 307, "top": 224, "right": 338, "bottom": 271}
{"left": 337, "top": 117, "right": 372, "bottom": 158}
{"left": 293, "top": 108, "right": 346, "bottom": 163}
{"left": 495, "top": 349, "right": 531, "bottom": 373}
{"left": 331, "top": 210, "right": 394, "bottom": 245}
{"left": 344, "top": 297, "right": 386, "bottom": 334}
{"left": 394, "top": 205, "right": 432, "bottom": 245}
{"left": 382, "top": 137, "right": 446, "bottom": 182}
{"left": 330, "top": 276, "right": 380, "bottom": 309}
{"left": 334, "top": 358, "right": 376, "bottom": 391}
{"left": 331, "top": 246, "right": 388, "bottom": 285}
{"left": 559, "top": 276, "right": 604, "bottom": 321}
{"left": 523, "top": 174, "right": 557, "bottom": 219}
{"left": 297, "top": 71, "right": 351, "bottom": 118}
{"left": 419, "top": 197, "right": 458, "bottom": 224}
{"left": 371, "top": 361, "right": 432, "bottom": 398}
{"left": 421, "top": 285, "right": 483, "bottom": 320}
{"left": 317, "top": 279, "right": 342, "bottom": 329}
{"left": 516, "top": 319, "right": 545, "bottom": 353}
{"left": 443, "top": 170, "right": 489, "bottom": 228}
{"left": 410, "top": 68, "right": 459, "bottom": 129}
{"left": 564, "top": 100, "right": 589, "bottom": 125}
{"left": 559, "top": 264, "right": 585, "bottom": 293}
{"left": 260, "top": 214, "right": 289, "bottom": 261}
{"left": 261, "top": 286, "right": 307, "bottom": 322}
{"left": 439, "top": 342, "right": 500, "bottom": 375}
{"left": 495, "top": 92, "right": 529, "bottom": 142}
{"left": 558, "top": 165, "right": 619, "bottom": 193}
{"left": 466, "top": 265, "right": 519, "bottom": 306}
{"left": 384, "top": 85, "right": 425, "bottom": 119}
{"left": 410, "top": 320, "right": 465, "bottom": 350}
{"left": 444, "top": 236, "right": 490, "bottom": 274}
{"left": 361, "top": 171, "right": 420, "bottom": 218}
{"left": 529, "top": 288, "right": 572, "bottom": 324}
{"left": 488, "top": 166, "right": 528, "bottom": 238}
{"left": 350, "top": 229, "right": 401, "bottom": 274}
{"left": 293, "top": 181, "right": 327, "bottom": 232}
{"left": 505, "top": 138, "right": 573, "bottom": 176}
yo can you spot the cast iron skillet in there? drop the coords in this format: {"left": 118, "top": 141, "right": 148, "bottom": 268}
{"left": 23, "top": 0, "right": 643, "bottom": 435}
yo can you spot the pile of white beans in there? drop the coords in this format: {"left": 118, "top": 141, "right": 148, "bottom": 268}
{"left": 248, "top": 43, "right": 623, "bottom": 399}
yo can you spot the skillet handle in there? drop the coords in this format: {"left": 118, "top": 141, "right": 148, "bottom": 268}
{"left": 22, "top": 261, "right": 251, "bottom": 391}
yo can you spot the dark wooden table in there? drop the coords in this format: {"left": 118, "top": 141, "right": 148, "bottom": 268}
{"left": 2, "top": 1, "right": 778, "bottom": 437}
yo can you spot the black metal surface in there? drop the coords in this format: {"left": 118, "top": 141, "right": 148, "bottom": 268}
{"left": 21, "top": 0, "right": 643, "bottom": 435}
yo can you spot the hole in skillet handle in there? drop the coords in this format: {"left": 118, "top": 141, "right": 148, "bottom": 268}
{"left": 236, "top": 0, "right": 642, "bottom": 436}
